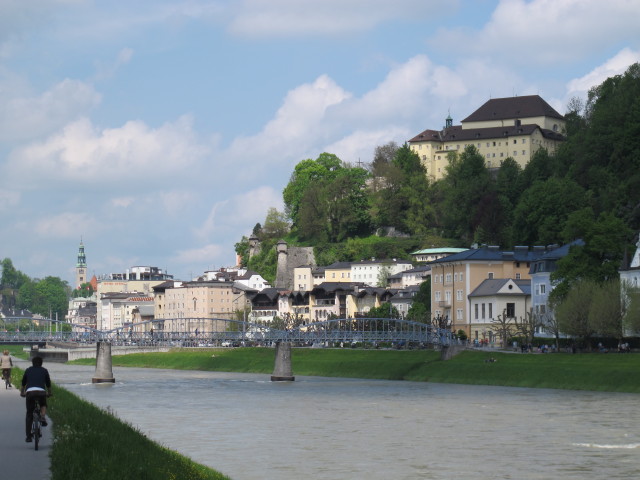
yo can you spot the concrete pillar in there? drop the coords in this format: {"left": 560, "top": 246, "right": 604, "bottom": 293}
{"left": 271, "top": 341, "right": 295, "bottom": 381}
{"left": 92, "top": 341, "right": 115, "bottom": 383}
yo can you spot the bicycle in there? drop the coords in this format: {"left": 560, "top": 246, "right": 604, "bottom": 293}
{"left": 28, "top": 394, "right": 48, "bottom": 451}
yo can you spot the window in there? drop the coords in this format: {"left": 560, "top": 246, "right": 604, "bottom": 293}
{"left": 456, "top": 309, "right": 463, "bottom": 320}
{"left": 481, "top": 303, "right": 486, "bottom": 319}
{"left": 488, "top": 272, "right": 494, "bottom": 279}
{"left": 457, "top": 290, "right": 463, "bottom": 301}
{"left": 540, "top": 284, "right": 546, "bottom": 294}
{"left": 475, "top": 304, "right": 479, "bottom": 319}
{"left": 506, "top": 303, "right": 515, "bottom": 317}
{"left": 516, "top": 273, "right": 521, "bottom": 279}
{"left": 460, "top": 273, "right": 464, "bottom": 282}
{"left": 435, "top": 291, "right": 441, "bottom": 301}
{"left": 489, "top": 303, "right": 493, "bottom": 318}
{"left": 445, "top": 291, "right": 451, "bottom": 302}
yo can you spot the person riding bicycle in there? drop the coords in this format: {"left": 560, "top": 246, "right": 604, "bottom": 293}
{"left": 0, "top": 349, "right": 13, "bottom": 387}
{"left": 20, "top": 356, "right": 52, "bottom": 443}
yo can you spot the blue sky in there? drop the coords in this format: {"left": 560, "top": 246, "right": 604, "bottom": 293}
{"left": 1, "top": 0, "right": 639, "bottom": 286}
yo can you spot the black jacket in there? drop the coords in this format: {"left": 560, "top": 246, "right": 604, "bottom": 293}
{"left": 21, "top": 366, "right": 51, "bottom": 390}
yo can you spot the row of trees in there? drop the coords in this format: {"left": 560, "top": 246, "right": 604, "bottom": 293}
{"left": 0, "top": 258, "right": 70, "bottom": 322}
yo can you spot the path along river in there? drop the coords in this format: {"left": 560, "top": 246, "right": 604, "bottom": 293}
{"left": 42, "top": 362, "right": 639, "bottom": 480}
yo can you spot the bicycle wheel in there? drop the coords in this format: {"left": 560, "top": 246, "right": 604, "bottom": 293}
{"left": 33, "top": 413, "right": 40, "bottom": 451}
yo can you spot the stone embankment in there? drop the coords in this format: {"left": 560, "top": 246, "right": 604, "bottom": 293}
{"left": 30, "top": 343, "right": 171, "bottom": 362}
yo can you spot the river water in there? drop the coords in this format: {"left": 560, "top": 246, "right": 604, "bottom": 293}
{"left": 42, "top": 362, "right": 640, "bottom": 480}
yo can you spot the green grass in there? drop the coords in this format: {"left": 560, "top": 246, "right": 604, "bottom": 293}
{"left": 12, "top": 365, "right": 230, "bottom": 480}
{"left": 71, "top": 347, "right": 640, "bottom": 393}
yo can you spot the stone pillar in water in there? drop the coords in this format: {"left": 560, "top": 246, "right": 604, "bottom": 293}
{"left": 271, "top": 341, "right": 295, "bottom": 381}
{"left": 92, "top": 341, "right": 115, "bottom": 383}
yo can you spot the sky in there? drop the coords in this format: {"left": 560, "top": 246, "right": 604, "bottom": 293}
{"left": 1, "top": 0, "right": 639, "bottom": 287}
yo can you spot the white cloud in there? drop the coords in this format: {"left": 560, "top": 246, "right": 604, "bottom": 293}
{"left": 225, "top": 75, "right": 351, "bottom": 175}
{"left": 172, "top": 244, "right": 225, "bottom": 268}
{"left": 196, "top": 186, "right": 284, "bottom": 241}
{"left": 228, "top": 0, "right": 445, "bottom": 37}
{"left": 431, "top": 0, "right": 640, "bottom": 66}
{"left": 0, "top": 190, "right": 20, "bottom": 211}
{"left": 0, "top": 78, "right": 101, "bottom": 142}
{"left": 6, "top": 115, "right": 211, "bottom": 188}
{"left": 33, "top": 212, "right": 100, "bottom": 239}
{"left": 93, "top": 47, "right": 134, "bottom": 81}
{"left": 566, "top": 48, "right": 640, "bottom": 97}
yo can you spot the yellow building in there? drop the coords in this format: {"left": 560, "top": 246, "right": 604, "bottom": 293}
{"left": 409, "top": 95, "right": 565, "bottom": 181}
{"left": 429, "top": 245, "right": 546, "bottom": 336}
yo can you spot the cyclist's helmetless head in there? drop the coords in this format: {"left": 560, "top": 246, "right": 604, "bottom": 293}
{"left": 32, "top": 356, "right": 43, "bottom": 367}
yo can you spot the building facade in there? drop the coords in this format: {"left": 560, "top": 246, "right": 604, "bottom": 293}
{"left": 409, "top": 95, "right": 566, "bottom": 181}
{"left": 429, "top": 245, "right": 547, "bottom": 335}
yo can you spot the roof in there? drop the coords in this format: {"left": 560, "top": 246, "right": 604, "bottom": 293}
{"left": 462, "top": 95, "right": 564, "bottom": 123}
{"left": 411, "top": 247, "right": 468, "bottom": 255}
{"left": 468, "top": 279, "right": 531, "bottom": 297}
{"left": 408, "top": 123, "right": 564, "bottom": 144}
{"left": 325, "top": 261, "right": 352, "bottom": 269}
{"left": 429, "top": 245, "right": 546, "bottom": 265}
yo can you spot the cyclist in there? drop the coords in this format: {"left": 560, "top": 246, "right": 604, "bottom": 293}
{"left": 0, "top": 349, "right": 13, "bottom": 387}
{"left": 20, "top": 356, "right": 52, "bottom": 443}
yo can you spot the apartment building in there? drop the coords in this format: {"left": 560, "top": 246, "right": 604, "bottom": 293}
{"left": 429, "top": 245, "right": 547, "bottom": 335}
{"left": 409, "top": 95, "right": 565, "bottom": 181}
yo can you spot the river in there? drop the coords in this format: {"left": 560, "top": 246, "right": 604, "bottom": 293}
{"left": 42, "top": 362, "right": 640, "bottom": 480}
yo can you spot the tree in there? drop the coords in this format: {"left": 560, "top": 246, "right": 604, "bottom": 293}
{"left": 371, "top": 142, "right": 398, "bottom": 179}
{"left": 588, "top": 279, "right": 625, "bottom": 341}
{"left": 551, "top": 210, "right": 631, "bottom": 301}
{"left": 555, "top": 279, "right": 597, "bottom": 349}
{"left": 512, "top": 177, "right": 586, "bottom": 246}
{"left": 489, "top": 311, "right": 517, "bottom": 346}
{"left": 407, "top": 279, "right": 431, "bottom": 323}
{"left": 261, "top": 208, "right": 290, "bottom": 240}
{"left": 441, "top": 145, "right": 493, "bottom": 243}
{"left": 364, "top": 302, "right": 400, "bottom": 319}
{"left": 72, "top": 282, "right": 94, "bottom": 298}
{"left": 624, "top": 284, "right": 640, "bottom": 334}
{"left": 283, "top": 153, "right": 343, "bottom": 226}
{"left": 513, "top": 310, "right": 539, "bottom": 347}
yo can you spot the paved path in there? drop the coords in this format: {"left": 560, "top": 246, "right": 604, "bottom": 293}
{"left": 0, "top": 358, "right": 52, "bottom": 479}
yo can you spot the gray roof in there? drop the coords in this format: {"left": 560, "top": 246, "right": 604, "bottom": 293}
{"left": 429, "top": 245, "right": 545, "bottom": 265}
{"left": 468, "top": 279, "right": 531, "bottom": 297}
{"left": 408, "top": 123, "right": 564, "bottom": 145}
{"left": 462, "top": 95, "right": 564, "bottom": 123}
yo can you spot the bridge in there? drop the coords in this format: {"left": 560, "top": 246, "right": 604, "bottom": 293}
{"left": 0, "top": 316, "right": 457, "bottom": 348}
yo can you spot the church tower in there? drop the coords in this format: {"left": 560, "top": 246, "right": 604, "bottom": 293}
{"left": 76, "top": 240, "right": 87, "bottom": 289}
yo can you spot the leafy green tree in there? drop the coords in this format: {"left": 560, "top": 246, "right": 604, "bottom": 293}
{"left": 551, "top": 209, "right": 631, "bottom": 301}
{"left": 555, "top": 279, "right": 597, "bottom": 348}
{"left": 407, "top": 278, "right": 431, "bottom": 322}
{"left": 441, "top": 145, "right": 493, "bottom": 243}
{"left": 283, "top": 153, "right": 342, "bottom": 225}
{"left": 261, "top": 208, "right": 290, "bottom": 240}
{"left": 588, "top": 279, "right": 625, "bottom": 341}
{"left": 72, "top": 282, "right": 94, "bottom": 298}
{"left": 512, "top": 177, "right": 586, "bottom": 246}
{"left": 17, "top": 276, "right": 70, "bottom": 320}
{"left": 364, "top": 302, "right": 400, "bottom": 319}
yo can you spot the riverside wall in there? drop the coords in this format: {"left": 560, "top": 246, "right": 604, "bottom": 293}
{"left": 29, "top": 344, "right": 171, "bottom": 362}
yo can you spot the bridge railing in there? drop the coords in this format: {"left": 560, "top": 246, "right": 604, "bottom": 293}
{"left": 0, "top": 316, "right": 458, "bottom": 347}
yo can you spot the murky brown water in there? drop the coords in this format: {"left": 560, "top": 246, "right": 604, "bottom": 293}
{"left": 38, "top": 361, "right": 640, "bottom": 480}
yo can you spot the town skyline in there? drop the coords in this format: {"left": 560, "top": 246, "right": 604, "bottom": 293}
{"left": 0, "top": 0, "right": 639, "bottom": 286}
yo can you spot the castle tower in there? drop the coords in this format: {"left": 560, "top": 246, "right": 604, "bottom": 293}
{"left": 75, "top": 240, "right": 87, "bottom": 289}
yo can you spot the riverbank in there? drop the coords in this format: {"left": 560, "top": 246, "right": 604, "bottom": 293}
{"left": 8, "top": 359, "right": 230, "bottom": 480}
{"left": 71, "top": 347, "right": 640, "bottom": 393}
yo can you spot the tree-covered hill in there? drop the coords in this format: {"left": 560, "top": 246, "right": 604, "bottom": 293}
{"left": 239, "top": 64, "right": 640, "bottom": 284}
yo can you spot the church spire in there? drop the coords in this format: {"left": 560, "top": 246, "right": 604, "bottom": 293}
{"left": 75, "top": 239, "right": 87, "bottom": 289}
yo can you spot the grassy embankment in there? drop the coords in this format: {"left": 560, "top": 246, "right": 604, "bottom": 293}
{"left": 5, "top": 346, "right": 229, "bottom": 480}
{"left": 72, "top": 347, "right": 640, "bottom": 393}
